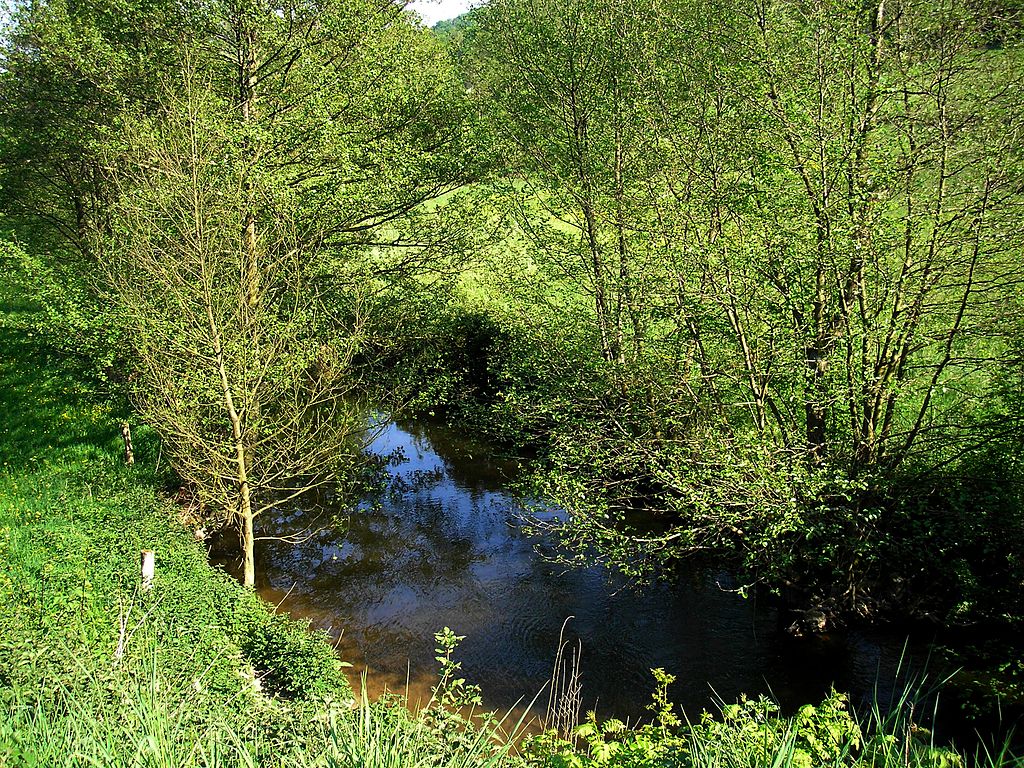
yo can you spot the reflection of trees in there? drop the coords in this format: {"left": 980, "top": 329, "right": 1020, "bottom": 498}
{"left": 258, "top": 490, "right": 487, "bottom": 605}
{"left": 394, "top": 417, "right": 521, "bottom": 492}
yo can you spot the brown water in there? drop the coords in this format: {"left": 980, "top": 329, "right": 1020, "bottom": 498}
{"left": 218, "top": 415, "right": 929, "bottom": 724}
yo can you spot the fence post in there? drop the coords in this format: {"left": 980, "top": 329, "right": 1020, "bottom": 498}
{"left": 140, "top": 549, "right": 155, "bottom": 591}
{"left": 121, "top": 422, "right": 135, "bottom": 465}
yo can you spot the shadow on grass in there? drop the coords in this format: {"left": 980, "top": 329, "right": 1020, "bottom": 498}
{"left": 0, "top": 323, "right": 124, "bottom": 471}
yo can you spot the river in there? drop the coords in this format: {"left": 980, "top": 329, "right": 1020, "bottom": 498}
{"left": 215, "top": 414, "right": 931, "bottom": 725}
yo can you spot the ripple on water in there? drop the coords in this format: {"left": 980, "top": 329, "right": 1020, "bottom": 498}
{"left": 241, "top": 417, "right": 929, "bottom": 725}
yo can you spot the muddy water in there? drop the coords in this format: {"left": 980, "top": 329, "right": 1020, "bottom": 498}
{"left": 223, "top": 416, "right": 925, "bottom": 723}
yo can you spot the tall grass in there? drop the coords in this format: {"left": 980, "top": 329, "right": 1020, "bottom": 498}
{"left": 529, "top": 668, "right": 1022, "bottom": 768}
{"left": 0, "top": 632, "right": 524, "bottom": 768}
{"left": 317, "top": 681, "right": 524, "bottom": 768}
{"left": 1, "top": 635, "right": 266, "bottom": 768}
{"left": 7, "top": 663, "right": 1021, "bottom": 768}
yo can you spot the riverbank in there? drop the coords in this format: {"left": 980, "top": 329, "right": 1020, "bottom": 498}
{"left": 0, "top": 280, "right": 356, "bottom": 762}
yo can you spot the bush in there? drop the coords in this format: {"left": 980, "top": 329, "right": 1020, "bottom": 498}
{"left": 242, "top": 613, "right": 351, "bottom": 701}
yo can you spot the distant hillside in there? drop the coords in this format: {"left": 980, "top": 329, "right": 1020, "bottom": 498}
{"left": 432, "top": 7, "right": 483, "bottom": 39}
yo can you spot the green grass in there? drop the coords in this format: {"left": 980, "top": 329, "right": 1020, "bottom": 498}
{"left": 0, "top": 658, "right": 523, "bottom": 767}
{"left": 0, "top": 269, "right": 354, "bottom": 763}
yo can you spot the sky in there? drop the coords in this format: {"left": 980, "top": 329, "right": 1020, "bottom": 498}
{"left": 407, "top": 0, "right": 477, "bottom": 26}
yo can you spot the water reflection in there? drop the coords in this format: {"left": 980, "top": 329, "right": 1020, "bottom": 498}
{"left": 228, "top": 416, "right": 925, "bottom": 723}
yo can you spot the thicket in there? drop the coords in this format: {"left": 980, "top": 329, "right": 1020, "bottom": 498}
{"left": 349, "top": 0, "right": 1024, "bottom": 638}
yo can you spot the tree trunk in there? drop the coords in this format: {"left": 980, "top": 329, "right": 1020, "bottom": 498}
{"left": 240, "top": 472, "right": 255, "bottom": 588}
{"left": 207, "top": 299, "right": 256, "bottom": 588}
{"left": 232, "top": 9, "right": 259, "bottom": 587}
{"left": 229, "top": 393, "right": 255, "bottom": 588}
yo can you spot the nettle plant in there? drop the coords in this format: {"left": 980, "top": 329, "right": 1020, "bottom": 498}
{"left": 525, "top": 668, "right": 687, "bottom": 767}
{"left": 426, "top": 627, "right": 487, "bottom": 733}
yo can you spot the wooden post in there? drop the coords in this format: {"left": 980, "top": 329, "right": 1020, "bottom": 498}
{"left": 140, "top": 549, "right": 155, "bottom": 591}
{"left": 121, "top": 422, "right": 135, "bottom": 465}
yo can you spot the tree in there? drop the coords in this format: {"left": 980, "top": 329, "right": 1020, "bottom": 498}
{"left": 477, "top": 0, "right": 664, "bottom": 378}
{"left": 105, "top": 0, "right": 471, "bottom": 586}
{"left": 0, "top": 0, "right": 188, "bottom": 382}
{"left": 106, "top": 71, "right": 352, "bottom": 587}
{"left": 698, "top": 0, "right": 1024, "bottom": 470}
{"left": 472, "top": 0, "right": 1024, "bottom": 614}
{"left": 0, "top": 0, "right": 185, "bottom": 256}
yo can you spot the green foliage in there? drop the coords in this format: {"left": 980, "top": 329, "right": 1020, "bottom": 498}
{"left": 0, "top": 239, "right": 123, "bottom": 394}
{"left": 376, "top": 0, "right": 1024, "bottom": 646}
{"left": 431, "top": 627, "right": 485, "bottom": 715}
{"left": 0, "top": 0, "right": 188, "bottom": 253}
{"left": 0, "top": 285, "right": 1016, "bottom": 767}
{"left": 243, "top": 613, "right": 351, "bottom": 702}
{"left": 523, "top": 678, "right": 1001, "bottom": 768}
{"left": 432, "top": 10, "right": 481, "bottom": 39}
{"left": 1, "top": 0, "right": 480, "bottom": 585}
{"left": 2, "top": 0, "right": 1024, "bottom": 758}
{"left": 525, "top": 671, "right": 687, "bottom": 767}
{"left": 688, "top": 693, "right": 862, "bottom": 768}
{"left": 0, "top": 283, "right": 531, "bottom": 766}
{"left": 355, "top": 290, "right": 509, "bottom": 420}
{"left": 648, "top": 669, "right": 682, "bottom": 733}
{"left": 0, "top": 278, "right": 351, "bottom": 710}
{"left": 5, "top": 243, "right": 108, "bottom": 358}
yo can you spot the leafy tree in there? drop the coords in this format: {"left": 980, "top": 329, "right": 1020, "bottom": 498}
{"left": 477, "top": 0, "right": 664, "bottom": 377}
{"left": 0, "top": 0, "right": 189, "bottom": 381}
{"left": 472, "top": 0, "right": 1024, "bottom": 616}
{"left": 705, "top": 0, "right": 1024, "bottom": 468}
{"left": 0, "top": 0, "right": 183, "bottom": 256}
{"left": 106, "top": 70, "right": 356, "bottom": 588}
{"left": 104, "top": 0, "right": 472, "bottom": 586}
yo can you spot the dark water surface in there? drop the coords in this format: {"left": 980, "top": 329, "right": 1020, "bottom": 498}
{"left": 228, "top": 416, "right": 930, "bottom": 723}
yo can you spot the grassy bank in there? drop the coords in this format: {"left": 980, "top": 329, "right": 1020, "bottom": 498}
{"left": 0, "top": 274, "right": 354, "bottom": 763}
